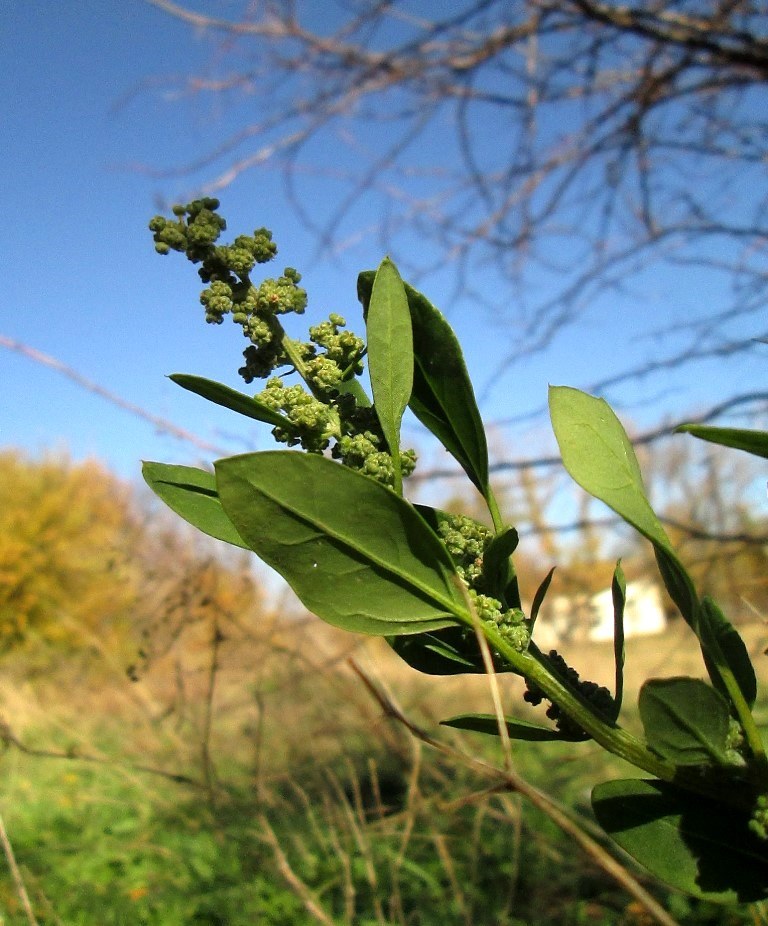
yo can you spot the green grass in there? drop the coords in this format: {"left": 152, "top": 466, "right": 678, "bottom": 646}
{"left": 0, "top": 738, "right": 764, "bottom": 925}
{"left": 1, "top": 626, "right": 767, "bottom": 925}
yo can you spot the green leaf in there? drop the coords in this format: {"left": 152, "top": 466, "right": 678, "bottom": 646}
{"left": 366, "top": 259, "right": 413, "bottom": 491}
{"left": 549, "top": 386, "right": 670, "bottom": 551}
{"left": 549, "top": 388, "right": 718, "bottom": 672}
{"left": 610, "top": 562, "right": 626, "bottom": 720}
{"left": 441, "top": 714, "right": 583, "bottom": 742}
{"left": 214, "top": 451, "right": 468, "bottom": 635}
{"left": 698, "top": 597, "right": 757, "bottom": 710}
{"left": 676, "top": 424, "right": 768, "bottom": 460}
{"left": 639, "top": 678, "right": 730, "bottom": 765}
{"left": 388, "top": 627, "right": 486, "bottom": 675}
{"left": 592, "top": 779, "right": 768, "bottom": 903}
{"left": 169, "top": 374, "right": 299, "bottom": 431}
{"left": 530, "top": 567, "right": 555, "bottom": 630}
{"left": 483, "top": 527, "right": 519, "bottom": 601}
{"left": 142, "top": 462, "right": 248, "bottom": 549}
{"left": 654, "top": 545, "right": 698, "bottom": 626}
{"left": 358, "top": 271, "right": 489, "bottom": 494}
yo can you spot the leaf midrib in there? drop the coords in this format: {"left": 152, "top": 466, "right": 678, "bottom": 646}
{"left": 228, "top": 472, "right": 468, "bottom": 622}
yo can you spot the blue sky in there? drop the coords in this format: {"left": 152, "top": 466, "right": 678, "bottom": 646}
{"left": 2, "top": 2, "right": 765, "bottom": 498}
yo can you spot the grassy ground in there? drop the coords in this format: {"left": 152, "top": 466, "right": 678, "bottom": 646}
{"left": 0, "top": 616, "right": 767, "bottom": 925}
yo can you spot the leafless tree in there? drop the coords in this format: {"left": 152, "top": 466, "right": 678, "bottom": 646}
{"left": 143, "top": 0, "right": 767, "bottom": 406}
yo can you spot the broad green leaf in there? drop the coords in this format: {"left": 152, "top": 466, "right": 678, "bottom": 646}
{"left": 358, "top": 271, "right": 489, "bottom": 494}
{"left": 549, "top": 387, "right": 670, "bottom": 551}
{"left": 169, "top": 373, "right": 299, "bottom": 431}
{"left": 610, "top": 562, "right": 626, "bottom": 720}
{"left": 698, "top": 597, "right": 757, "bottom": 709}
{"left": 639, "top": 678, "right": 730, "bottom": 765}
{"left": 142, "top": 462, "right": 248, "bottom": 549}
{"left": 592, "top": 779, "right": 768, "bottom": 903}
{"left": 366, "top": 259, "right": 413, "bottom": 490}
{"left": 214, "top": 452, "right": 468, "bottom": 635}
{"left": 676, "top": 424, "right": 768, "bottom": 460}
{"left": 441, "top": 714, "right": 583, "bottom": 742}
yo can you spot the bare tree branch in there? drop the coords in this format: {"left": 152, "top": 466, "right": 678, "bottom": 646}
{"left": 0, "top": 335, "right": 228, "bottom": 456}
{"left": 138, "top": 0, "right": 768, "bottom": 426}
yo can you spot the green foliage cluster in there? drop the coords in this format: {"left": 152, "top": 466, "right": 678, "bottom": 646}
{"left": 146, "top": 201, "right": 768, "bottom": 904}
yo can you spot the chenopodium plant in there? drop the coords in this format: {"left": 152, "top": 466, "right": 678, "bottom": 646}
{"left": 145, "top": 199, "right": 768, "bottom": 904}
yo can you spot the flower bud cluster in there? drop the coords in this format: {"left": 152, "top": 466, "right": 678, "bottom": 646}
{"left": 437, "top": 515, "right": 529, "bottom": 653}
{"left": 749, "top": 794, "right": 768, "bottom": 841}
{"left": 524, "top": 650, "right": 616, "bottom": 739}
{"left": 151, "top": 201, "right": 418, "bottom": 489}
{"left": 438, "top": 515, "right": 492, "bottom": 591}
{"left": 725, "top": 718, "right": 747, "bottom": 767}
{"left": 258, "top": 378, "right": 338, "bottom": 453}
{"left": 150, "top": 199, "right": 301, "bottom": 378}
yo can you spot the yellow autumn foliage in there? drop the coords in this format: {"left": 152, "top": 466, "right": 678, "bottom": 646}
{"left": 0, "top": 450, "right": 262, "bottom": 652}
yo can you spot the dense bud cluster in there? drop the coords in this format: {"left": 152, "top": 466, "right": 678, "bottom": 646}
{"left": 437, "top": 514, "right": 529, "bottom": 653}
{"left": 257, "top": 378, "right": 338, "bottom": 453}
{"left": 524, "top": 650, "right": 616, "bottom": 739}
{"left": 438, "top": 515, "right": 491, "bottom": 590}
{"left": 151, "top": 200, "right": 416, "bottom": 489}
{"left": 725, "top": 718, "right": 747, "bottom": 767}
{"left": 750, "top": 794, "right": 768, "bottom": 840}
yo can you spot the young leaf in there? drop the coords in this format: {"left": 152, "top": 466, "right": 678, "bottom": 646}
{"left": 549, "top": 387, "right": 670, "bottom": 551}
{"left": 676, "top": 423, "right": 768, "bottom": 460}
{"left": 610, "top": 562, "right": 626, "bottom": 720}
{"left": 214, "top": 451, "right": 469, "bottom": 635}
{"left": 142, "top": 462, "right": 248, "bottom": 549}
{"left": 483, "top": 527, "right": 519, "bottom": 601}
{"left": 529, "top": 567, "right": 556, "bottom": 630}
{"left": 592, "top": 778, "right": 768, "bottom": 903}
{"left": 698, "top": 596, "right": 757, "bottom": 709}
{"left": 358, "top": 271, "right": 490, "bottom": 495}
{"left": 638, "top": 677, "right": 731, "bottom": 765}
{"left": 366, "top": 259, "right": 413, "bottom": 492}
{"left": 441, "top": 714, "right": 584, "bottom": 742}
{"left": 169, "top": 374, "right": 300, "bottom": 431}
{"left": 653, "top": 545, "right": 698, "bottom": 626}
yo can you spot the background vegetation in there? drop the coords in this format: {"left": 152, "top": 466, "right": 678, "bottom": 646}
{"left": 0, "top": 448, "right": 766, "bottom": 923}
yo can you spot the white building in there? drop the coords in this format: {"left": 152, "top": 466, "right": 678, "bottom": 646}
{"left": 532, "top": 579, "right": 667, "bottom": 648}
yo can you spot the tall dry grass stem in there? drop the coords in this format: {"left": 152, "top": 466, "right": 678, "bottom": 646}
{"left": 0, "top": 812, "right": 39, "bottom": 926}
{"left": 348, "top": 659, "right": 681, "bottom": 926}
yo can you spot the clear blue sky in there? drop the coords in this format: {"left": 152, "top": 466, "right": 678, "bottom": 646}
{"left": 1, "top": 2, "right": 764, "bottom": 492}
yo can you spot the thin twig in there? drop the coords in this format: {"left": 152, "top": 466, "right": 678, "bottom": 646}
{"left": 0, "top": 719, "right": 205, "bottom": 789}
{"left": 0, "top": 335, "right": 227, "bottom": 456}
{"left": 257, "top": 813, "right": 338, "bottom": 926}
{"left": 0, "top": 812, "right": 40, "bottom": 926}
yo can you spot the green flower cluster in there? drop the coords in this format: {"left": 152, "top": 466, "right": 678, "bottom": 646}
{"left": 438, "top": 515, "right": 529, "bottom": 653}
{"left": 524, "top": 650, "right": 616, "bottom": 739}
{"left": 749, "top": 794, "right": 768, "bottom": 840}
{"left": 438, "top": 515, "right": 490, "bottom": 590}
{"left": 725, "top": 718, "right": 747, "bottom": 767}
{"left": 150, "top": 200, "right": 416, "bottom": 489}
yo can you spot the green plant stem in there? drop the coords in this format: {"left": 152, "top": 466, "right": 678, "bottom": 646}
{"left": 485, "top": 485, "right": 505, "bottom": 535}
{"left": 708, "top": 638, "right": 768, "bottom": 786}
{"left": 476, "top": 622, "right": 756, "bottom": 810}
